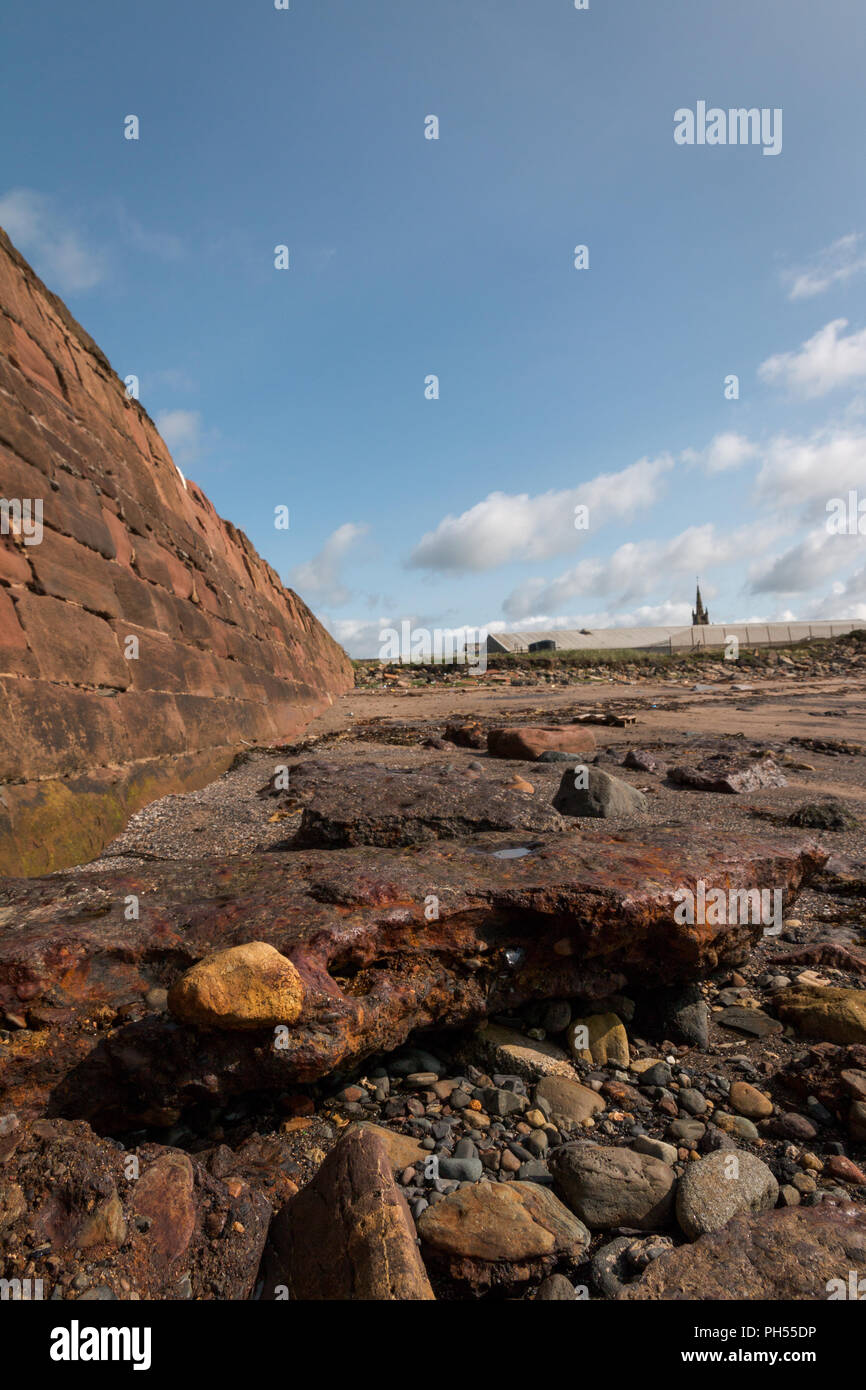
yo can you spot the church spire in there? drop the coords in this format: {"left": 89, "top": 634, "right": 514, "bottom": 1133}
{"left": 692, "top": 579, "right": 709, "bottom": 626}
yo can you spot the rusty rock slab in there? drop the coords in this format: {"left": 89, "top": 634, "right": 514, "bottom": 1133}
{"left": 0, "top": 827, "right": 826, "bottom": 1129}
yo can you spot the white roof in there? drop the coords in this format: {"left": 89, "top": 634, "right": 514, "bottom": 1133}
{"left": 487, "top": 620, "right": 866, "bottom": 653}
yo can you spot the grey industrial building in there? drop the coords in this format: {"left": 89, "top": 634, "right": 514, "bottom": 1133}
{"left": 485, "top": 619, "right": 866, "bottom": 655}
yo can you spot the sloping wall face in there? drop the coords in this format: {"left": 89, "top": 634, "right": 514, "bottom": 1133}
{"left": 0, "top": 228, "right": 353, "bottom": 875}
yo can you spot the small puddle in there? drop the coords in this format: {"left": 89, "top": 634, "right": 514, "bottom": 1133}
{"left": 491, "top": 846, "right": 533, "bottom": 859}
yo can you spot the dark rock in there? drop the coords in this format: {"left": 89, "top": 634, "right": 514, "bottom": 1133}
{"left": 623, "top": 750, "right": 666, "bottom": 774}
{"left": 262, "top": 1128, "right": 434, "bottom": 1299}
{"left": 639, "top": 1062, "right": 671, "bottom": 1088}
{"left": 444, "top": 721, "right": 486, "bottom": 749}
{"left": 665, "top": 984, "right": 710, "bottom": 1049}
{"left": 676, "top": 1151, "right": 778, "bottom": 1240}
{"left": 787, "top": 801, "right": 858, "bottom": 831}
{"left": 592, "top": 1233, "right": 675, "bottom": 1297}
{"left": 438, "top": 1157, "right": 483, "bottom": 1183}
{"left": 553, "top": 768, "right": 648, "bottom": 819}
{"left": 621, "top": 1202, "right": 866, "bottom": 1300}
{"left": 717, "top": 1006, "right": 783, "bottom": 1038}
{"left": 669, "top": 758, "right": 787, "bottom": 795}
{"left": 667, "top": 1119, "right": 705, "bottom": 1146}
{"left": 518, "top": 1160, "right": 553, "bottom": 1184}
{"left": 0, "top": 1117, "right": 269, "bottom": 1300}
{"left": 763, "top": 1112, "right": 818, "bottom": 1142}
{"left": 278, "top": 759, "right": 570, "bottom": 848}
{"left": 551, "top": 1144, "right": 676, "bottom": 1231}
{"left": 532, "top": 1273, "right": 580, "bottom": 1299}
{"left": 678, "top": 1088, "right": 708, "bottom": 1116}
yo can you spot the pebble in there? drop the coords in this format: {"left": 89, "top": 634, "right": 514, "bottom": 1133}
{"left": 640, "top": 1062, "right": 672, "bottom": 1088}
{"left": 667, "top": 1118, "right": 706, "bottom": 1146}
{"left": 728, "top": 1081, "right": 773, "bottom": 1119}
{"left": 438, "top": 1156, "right": 483, "bottom": 1182}
{"left": 678, "top": 1088, "right": 708, "bottom": 1116}
{"left": 518, "top": 1160, "right": 552, "bottom": 1184}
{"left": 533, "top": 1273, "right": 579, "bottom": 1300}
{"left": 676, "top": 1151, "right": 779, "bottom": 1240}
{"left": 454, "top": 1138, "right": 478, "bottom": 1159}
{"left": 631, "top": 1135, "right": 678, "bottom": 1165}
{"left": 713, "top": 1112, "right": 759, "bottom": 1142}
{"left": 825, "top": 1155, "right": 866, "bottom": 1184}
{"left": 766, "top": 1112, "right": 817, "bottom": 1142}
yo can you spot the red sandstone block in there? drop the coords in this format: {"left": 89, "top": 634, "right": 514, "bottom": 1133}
{"left": 100, "top": 506, "right": 134, "bottom": 568}
{"left": 0, "top": 395, "right": 57, "bottom": 479}
{"left": 107, "top": 620, "right": 243, "bottom": 699}
{"left": 1, "top": 314, "right": 66, "bottom": 403}
{"left": 115, "top": 492, "right": 149, "bottom": 540}
{"left": 187, "top": 605, "right": 232, "bottom": 658}
{"left": 0, "top": 238, "right": 39, "bottom": 322}
{"left": 28, "top": 527, "right": 122, "bottom": 618}
{"left": 110, "top": 567, "right": 161, "bottom": 630}
{"left": 132, "top": 535, "right": 193, "bottom": 599}
{"left": 25, "top": 384, "right": 119, "bottom": 484}
{"left": 221, "top": 625, "right": 265, "bottom": 668}
{"left": 0, "top": 588, "right": 36, "bottom": 676}
{"left": 0, "top": 676, "right": 129, "bottom": 780}
{"left": 161, "top": 589, "right": 215, "bottom": 647}
{"left": 51, "top": 472, "right": 116, "bottom": 559}
{"left": 195, "top": 580, "right": 223, "bottom": 620}
{"left": 0, "top": 443, "right": 52, "bottom": 499}
{"left": 15, "top": 591, "right": 130, "bottom": 689}
{"left": 0, "top": 534, "right": 32, "bottom": 586}
{"left": 172, "top": 693, "right": 239, "bottom": 751}
{"left": 114, "top": 690, "right": 188, "bottom": 761}
{"left": 254, "top": 638, "right": 294, "bottom": 681}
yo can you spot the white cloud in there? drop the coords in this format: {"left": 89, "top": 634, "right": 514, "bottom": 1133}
{"left": 407, "top": 455, "right": 673, "bottom": 573}
{"left": 503, "top": 522, "right": 772, "bottom": 620}
{"left": 754, "top": 427, "right": 866, "bottom": 508}
{"left": 325, "top": 615, "right": 387, "bottom": 656}
{"left": 290, "top": 522, "right": 369, "bottom": 607}
{"left": 759, "top": 319, "right": 866, "bottom": 398}
{"left": 784, "top": 234, "right": 866, "bottom": 301}
{"left": 789, "top": 562, "right": 866, "bottom": 620}
{"left": 0, "top": 188, "right": 106, "bottom": 292}
{"left": 489, "top": 601, "right": 697, "bottom": 634}
{"left": 748, "top": 528, "right": 865, "bottom": 595}
{"left": 155, "top": 409, "right": 202, "bottom": 466}
{"left": 683, "top": 432, "right": 759, "bottom": 473}
{"left": 325, "top": 610, "right": 482, "bottom": 659}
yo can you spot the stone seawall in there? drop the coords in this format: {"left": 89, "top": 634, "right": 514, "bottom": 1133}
{"left": 0, "top": 227, "right": 353, "bottom": 875}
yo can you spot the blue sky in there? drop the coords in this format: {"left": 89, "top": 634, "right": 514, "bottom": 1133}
{"left": 2, "top": 0, "right": 865, "bottom": 655}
